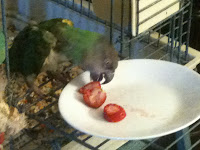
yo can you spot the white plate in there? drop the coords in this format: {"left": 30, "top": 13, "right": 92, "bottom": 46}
{"left": 59, "top": 59, "right": 200, "bottom": 140}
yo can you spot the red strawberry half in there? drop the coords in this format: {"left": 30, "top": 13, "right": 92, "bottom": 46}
{"left": 83, "top": 88, "right": 106, "bottom": 108}
{"left": 79, "top": 81, "right": 101, "bottom": 94}
{"left": 104, "top": 104, "right": 126, "bottom": 122}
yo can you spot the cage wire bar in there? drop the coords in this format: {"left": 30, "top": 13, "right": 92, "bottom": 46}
{"left": 1, "top": 0, "right": 200, "bottom": 149}
{"left": 51, "top": 0, "right": 192, "bottom": 63}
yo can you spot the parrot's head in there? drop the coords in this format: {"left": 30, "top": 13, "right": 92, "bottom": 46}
{"left": 83, "top": 37, "right": 119, "bottom": 84}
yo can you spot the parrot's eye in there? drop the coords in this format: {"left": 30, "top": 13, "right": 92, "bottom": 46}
{"left": 104, "top": 59, "right": 112, "bottom": 69}
{"left": 105, "top": 60, "right": 110, "bottom": 65}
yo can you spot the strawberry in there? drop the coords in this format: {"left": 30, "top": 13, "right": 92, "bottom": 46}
{"left": 104, "top": 104, "right": 126, "bottom": 122}
{"left": 83, "top": 88, "right": 106, "bottom": 108}
{"left": 0, "top": 132, "right": 4, "bottom": 145}
{"left": 79, "top": 81, "right": 101, "bottom": 94}
{"left": 40, "top": 124, "right": 46, "bottom": 128}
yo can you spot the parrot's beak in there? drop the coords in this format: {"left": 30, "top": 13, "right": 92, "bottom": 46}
{"left": 90, "top": 72, "right": 114, "bottom": 84}
{"left": 90, "top": 72, "right": 103, "bottom": 83}
{"left": 102, "top": 72, "right": 114, "bottom": 84}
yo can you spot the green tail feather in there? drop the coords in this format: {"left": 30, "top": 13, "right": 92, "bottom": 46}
{"left": 0, "top": 28, "right": 5, "bottom": 64}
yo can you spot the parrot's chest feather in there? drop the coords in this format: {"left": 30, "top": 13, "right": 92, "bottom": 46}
{"left": 41, "top": 49, "right": 69, "bottom": 72}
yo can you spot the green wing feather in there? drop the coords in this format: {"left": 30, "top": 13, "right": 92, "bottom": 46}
{"left": 9, "top": 26, "right": 55, "bottom": 76}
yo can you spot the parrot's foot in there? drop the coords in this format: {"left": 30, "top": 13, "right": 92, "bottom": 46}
{"left": 25, "top": 74, "right": 46, "bottom": 99}
{"left": 46, "top": 71, "right": 68, "bottom": 84}
{"left": 32, "top": 85, "right": 47, "bottom": 99}
{"left": 56, "top": 74, "right": 69, "bottom": 84}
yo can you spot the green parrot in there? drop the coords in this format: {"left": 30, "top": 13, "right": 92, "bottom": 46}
{"left": 5, "top": 18, "right": 119, "bottom": 106}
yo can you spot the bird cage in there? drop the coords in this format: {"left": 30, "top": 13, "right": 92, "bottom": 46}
{"left": 1, "top": 0, "right": 200, "bottom": 150}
